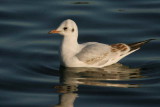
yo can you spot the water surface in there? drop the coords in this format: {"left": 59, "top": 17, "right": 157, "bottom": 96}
{"left": 0, "top": 0, "right": 160, "bottom": 107}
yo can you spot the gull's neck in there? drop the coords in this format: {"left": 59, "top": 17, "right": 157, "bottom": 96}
{"left": 60, "top": 34, "right": 79, "bottom": 58}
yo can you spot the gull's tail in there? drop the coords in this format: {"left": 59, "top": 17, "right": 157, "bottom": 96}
{"left": 127, "top": 39, "right": 156, "bottom": 51}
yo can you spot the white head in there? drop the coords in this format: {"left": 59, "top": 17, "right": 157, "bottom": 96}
{"left": 49, "top": 19, "right": 78, "bottom": 37}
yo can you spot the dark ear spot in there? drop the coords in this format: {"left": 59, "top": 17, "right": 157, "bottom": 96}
{"left": 72, "top": 28, "right": 74, "bottom": 32}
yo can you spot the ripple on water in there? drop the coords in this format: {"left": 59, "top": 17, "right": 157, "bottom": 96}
{"left": 0, "top": 20, "right": 39, "bottom": 27}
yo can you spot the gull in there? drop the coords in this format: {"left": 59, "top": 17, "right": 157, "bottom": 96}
{"left": 48, "top": 19, "right": 154, "bottom": 68}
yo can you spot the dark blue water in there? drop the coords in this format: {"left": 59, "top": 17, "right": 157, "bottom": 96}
{"left": 0, "top": 0, "right": 160, "bottom": 107}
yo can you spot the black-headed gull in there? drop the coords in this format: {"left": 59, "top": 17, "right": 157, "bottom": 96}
{"left": 49, "top": 19, "right": 154, "bottom": 68}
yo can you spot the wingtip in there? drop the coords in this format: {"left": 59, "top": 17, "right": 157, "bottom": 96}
{"left": 144, "top": 39, "right": 156, "bottom": 43}
{"left": 127, "top": 39, "right": 155, "bottom": 51}
{"left": 148, "top": 39, "right": 156, "bottom": 41}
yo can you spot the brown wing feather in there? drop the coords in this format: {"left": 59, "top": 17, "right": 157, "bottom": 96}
{"left": 111, "top": 43, "right": 129, "bottom": 52}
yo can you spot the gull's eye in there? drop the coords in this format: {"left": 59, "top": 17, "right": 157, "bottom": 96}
{"left": 72, "top": 28, "right": 74, "bottom": 32}
{"left": 63, "top": 27, "right": 67, "bottom": 31}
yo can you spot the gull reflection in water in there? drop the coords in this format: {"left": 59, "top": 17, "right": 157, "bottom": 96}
{"left": 53, "top": 63, "right": 143, "bottom": 107}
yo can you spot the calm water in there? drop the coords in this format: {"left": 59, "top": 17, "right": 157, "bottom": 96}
{"left": 0, "top": 0, "right": 160, "bottom": 107}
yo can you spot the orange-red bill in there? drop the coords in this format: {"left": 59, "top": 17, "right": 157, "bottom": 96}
{"left": 48, "top": 30, "right": 60, "bottom": 34}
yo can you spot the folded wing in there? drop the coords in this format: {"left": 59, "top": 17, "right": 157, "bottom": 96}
{"left": 76, "top": 43, "right": 118, "bottom": 65}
